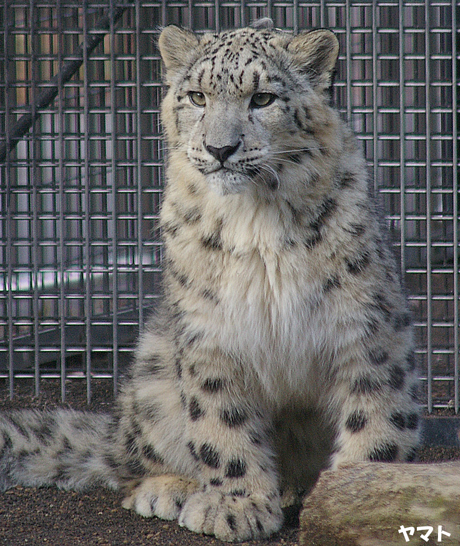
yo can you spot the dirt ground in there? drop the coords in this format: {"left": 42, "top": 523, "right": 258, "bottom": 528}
{"left": 1, "top": 380, "right": 459, "bottom": 546}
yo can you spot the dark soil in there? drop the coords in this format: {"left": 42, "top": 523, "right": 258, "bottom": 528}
{"left": 1, "top": 379, "right": 458, "bottom": 546}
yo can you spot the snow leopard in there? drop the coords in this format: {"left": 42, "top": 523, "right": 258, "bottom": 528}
{"left": 0, "top": 19, "right": 421, "bottom": 542}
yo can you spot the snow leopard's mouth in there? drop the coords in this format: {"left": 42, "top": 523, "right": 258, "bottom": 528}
{"left": 203, "top": 165, "right": 279, "bottom": 195}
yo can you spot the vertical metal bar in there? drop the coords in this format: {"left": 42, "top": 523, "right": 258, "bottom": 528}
{"left": 187, "top": 0, "right": 192, "bottom": 29}
{"left": 425, "top": 1, "right": 433, "bottom": 413}
{"left": 452, "top": 0, "right": 459, "bottom": 413}
{"left": 293, "top": 0, "right": 299, "bottom": 34}
{"left": 266, "top": 0, "right": 272, "bottom": 23}
{"left": 58, "top": 7, "right": 66, "bottom": 403}
{"left": 4, "top": 0, "right": 14, "bottom": 398}
{"left": 136, "top": 0, "right": 144, "bottom": 336}
{"left": 320, "top": 0, "right": 326, "bottom": 28}
{"left": 83, "top": 1, "right": 92, "bottom": 404}
{"left": 110, "top": 0, "right": 119, "bottom": 395}
{"left": 399, "top": 0, "right": 407, "bottom": 275}
{"left": 29, "top": 0, "right": 40, "bottom": 398}
{"left": 161, "top": 0, "right": 167, "bottom": 27}
{"left": 55, "top": 0, "right": 65, "bottom": 401}
{"left": 215, "top": 0, "right": 220, "bottom": 33}
{"left": 372, "top": 1, "right": 378, "bottom": 193}
{"left": 345, "top": 0, "right": 352, "bottom": 123}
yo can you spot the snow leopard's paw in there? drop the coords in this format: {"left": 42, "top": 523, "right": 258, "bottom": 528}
{"left": 122, "top": 474, "right": 199, "bottom": 520}
{"left": 178, "top": 490, "right": 283, "bottom": 542}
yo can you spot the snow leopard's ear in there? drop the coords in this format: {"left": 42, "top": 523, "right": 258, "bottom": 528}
{"left": 287, "top": 29, "right": 339, "bottom": 92}
{"left": 158, "top": 25, "right": 200, "bottom": 74}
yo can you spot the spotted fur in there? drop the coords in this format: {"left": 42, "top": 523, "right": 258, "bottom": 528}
{"left": 0, "top": 20, "right": 420, "bottom": 542}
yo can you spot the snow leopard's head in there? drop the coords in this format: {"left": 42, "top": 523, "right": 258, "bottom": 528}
{"left": 158, "top": 21, "right": 340, "bottom": 195}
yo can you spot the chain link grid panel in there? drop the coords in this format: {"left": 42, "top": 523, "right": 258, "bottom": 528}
{"left": 0, "top": 1, "right": 458, "bottom": 410}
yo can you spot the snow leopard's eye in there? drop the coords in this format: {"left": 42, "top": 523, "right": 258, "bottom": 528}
{"left": 250, "top": 93, "right": 277, "bottom": 108}
{"left": 188, "top": 91, "right": 206, "bottom": 107}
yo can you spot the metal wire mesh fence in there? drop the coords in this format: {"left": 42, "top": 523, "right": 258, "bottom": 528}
{"left": 0, "top": 1, "right": 458, "bottom": 410}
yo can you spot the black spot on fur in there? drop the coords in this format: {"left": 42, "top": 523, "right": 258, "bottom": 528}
{"left": 406, "top": 413, "right": 419, "bottom": 430}
{"left": 129, "top": 418, "right": 142, "bottom": 438}
{"left": 371, "top": 293, "right": 393, "bottom": 319}
{"left": 345, "top": 411, "right": 368, "bottom": 433}
{"left": 323, "top": 275, "right": 341, "bottom": 292}
{"left": 409, "top": 383, "right": 421, "bottom": 402}
{"left": 0, "top": 432, "right": 13, "bottom": 457}
{"left": 162, "top": 221, "right": 180, "bottom": 238}
{"left": 339, "top": 172, "right": 356, "bottom": 188}
{"left": 227, "top": 513, "right": 237, "bottom": 531}
{"left": 286, "top": 200, "right": 303, "bottom": 224}
{"left": 142, "top": 444, "right": 164, "bottom": 465}
{"left": 127, "top": 456, "right": 147, "bottom": 477}
{"left": 201, "top": 233, "right": 223, "bottom": 251}
{"left": 250, "top": 432, "right": 263, "bottom": 445}
{"left": 185, "top": 332, "right": 204, "bottom": 347}
{"left": 169, "top": 265, "right": 191, "bottom": 288}
{"left": 225, "top": 458, "right": 247, "bottom": 478}
{"left": 200, "top": 443, "right": 220, "bottom": 469}
{"left": 183, "top": 207, "right": 202, "bottom": 224}
{"left": 406, "top": 447, "right": 418, "bottom": 462}
{"left": 389, "top": 412, "right": 406, "bottom": 430}
{"left": 293, "top": 109, "right": 304, "bottom": 131}
{"left": 8, "top": 417, "right": 30, "bottom": 439}
{"left": 389, "top": 365, "right": 405, "bottom": 391}
{"left": 189, "top": 397, "right": 205, "bottom": 421}
{"left": 310, "top": 198, "right": 337, "bottom": 232}
{"left": 351, "top": 376, "right": 382, "bottom": 395}
{"left": 175, "top": 358, "right": 183, "bottom": 379}
{"left": 220, "top": 407, "right": 248, "bottom": 428}
{"left": 346, "top": 250, "right": 371, "bottom": 274}
{"left": 368, "top": 348, "right": 389, "bottom": 366}
{"left": 201, "top": 378, "right": 226, "bottom": 393}
{"left": 142, "top": 356, "right": 164, "bottom": 375}
{"left": 406, "top": 351, "right": 417, "bottom": 372}
{"left": 187, "top": 441, "right": 200, "bottom": 461}
{"left": 303, "top": 231, "right": 322, "bottom": 250}
{"left": 201, "top": 220, "right": 224, "bottom": 251}
{"left": 231, "top": 489, "right": 247, "bottom": 497}
{"left": 104, "top": 454, "right": 119, "bottom": 471}
{"left": 139, "top": 402, "right": 161, "bottom": 423}
{"left": 197, "top": 68, "right": 205, "bottom": 87}
{"left": 201, "top": 288, "right": 218, "bottom": 302}
{"left": 344, "top": 223, "right": 366, "bottom": 237}
{"left": 393, "top": 312, "right": 412, "bottom": 331}
{"left": 210, "top": 477, "right": 223, "bottom": 486}
{"left": 125, "top": 433, "right": 138, "bottom": 455}
{"left": 32, "top": 417, "right": 55, "bottom": 444}
{"left": 369, "top": 443, "right": 398, "bottom": 462}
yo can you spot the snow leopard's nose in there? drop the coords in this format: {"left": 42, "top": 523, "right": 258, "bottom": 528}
{"left": 206, "top": 142, "right": 240, "bottom": 164}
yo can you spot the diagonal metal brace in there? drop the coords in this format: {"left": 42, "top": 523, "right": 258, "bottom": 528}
{"left": 0, "top": 3, "right": 133, "bottom": 163}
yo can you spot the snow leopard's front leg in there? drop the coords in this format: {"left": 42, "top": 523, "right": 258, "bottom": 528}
{"left": 177, "top": 350, "right": 283, "bottom": 542}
